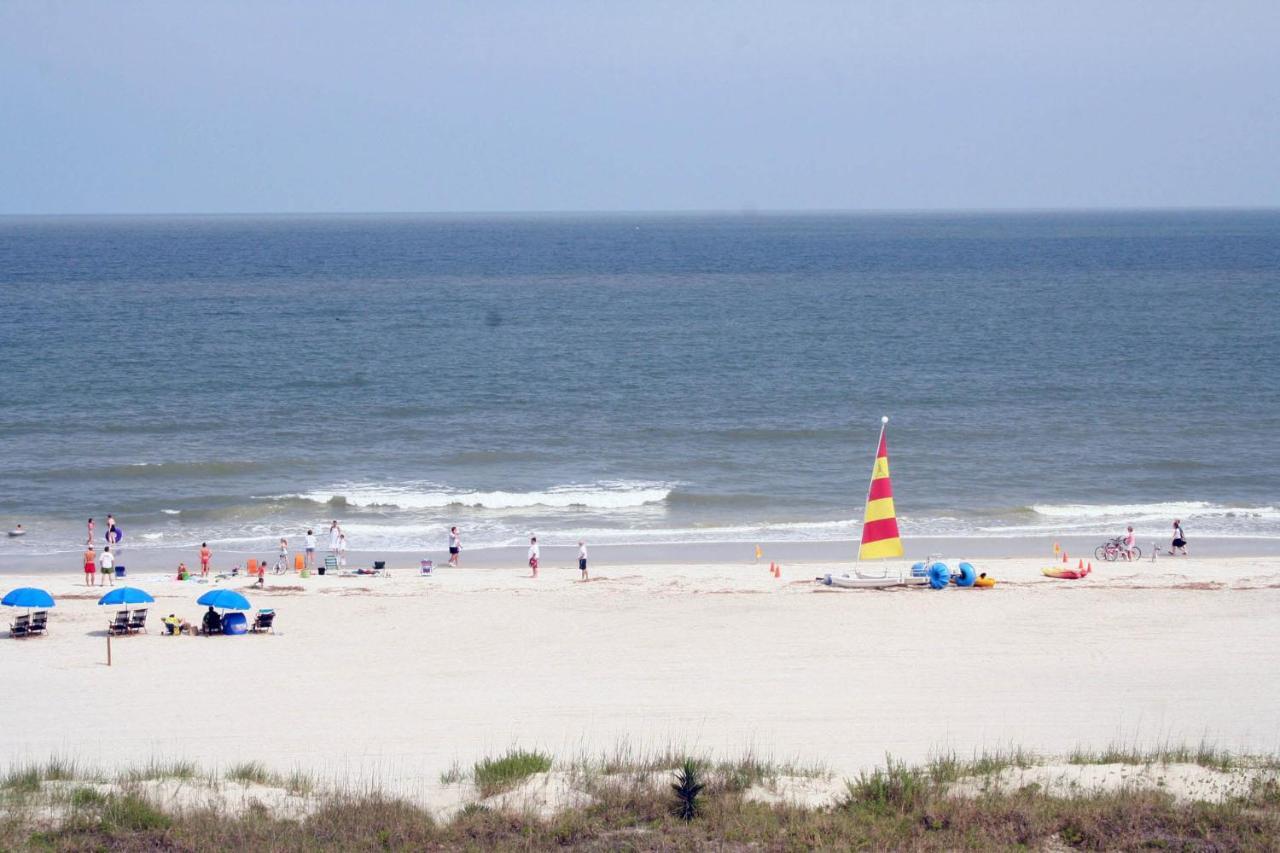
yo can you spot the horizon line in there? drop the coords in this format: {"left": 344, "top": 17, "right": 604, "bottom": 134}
{"left": 3, "top": 204, "right": 1279, "bottom": 219}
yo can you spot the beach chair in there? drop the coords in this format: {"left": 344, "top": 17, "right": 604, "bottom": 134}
{"left": 9, "top": 614, "right": 30, "bottom": 639}
{"left": 107, "top": 610, "right": 130, "bottom": 636}
{"left": 419, "top": 559, "right": 433, "bottom": 576}
{"left": 28, "top": 611, "right": 48, "bottom": 636}
{"left": 127, "top": 608, "right": 148, "bottom": 634}
{"left": 250, "top": 610, "right": 275, "bottom": 634}
{"left": 323, "top": 555, "right": 337, "bottom": 575}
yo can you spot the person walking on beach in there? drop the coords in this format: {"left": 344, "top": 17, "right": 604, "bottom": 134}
{"left": 199, "top": 542, "right": 212, "bottom": 577}
{"left": 277, "top": 537, "right": 289, "bottom": 573}
{"left": 304, "top": 529, "right": 316, "bottom": 569}
{"left": 1122, "top": 525, "right": 1137, "bottom": 560}
{"left": 99, "top": 546, "right": 115, "bottom": 586}
{"left": 83, "top": 544, "right": 96, "bottom": 586}
{"left": 448, "top": 526, "right": 461, "bottom": 567}
{"left": 1171, "top": 519, "right": 1189, "bottom": 555}
{"left": 578, "top": 539, "right": 589, "bottom": 581}
{"left": 527, "top": 536, "right": 540, "bottom": 578}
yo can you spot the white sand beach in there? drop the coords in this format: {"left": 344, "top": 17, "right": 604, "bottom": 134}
{"left": 3, "top": 552, "right": 1279, "bottom": 811}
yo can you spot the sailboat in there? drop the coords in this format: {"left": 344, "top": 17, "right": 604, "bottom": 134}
{"left": 819, "top": 416, "right": 927, "bottom": 589}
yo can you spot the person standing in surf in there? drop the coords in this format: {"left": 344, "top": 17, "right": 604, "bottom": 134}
{"left": 527, "top": 536, "right": 540, "bottom": 578}
{"left": 448, "top": 526, "right": 461, "bottom": 567}
{"left": 105, "top": 514, "right": 115, "bottom": 546}
{"left": 87, "top": 518, "right": 94, "bottom": 546}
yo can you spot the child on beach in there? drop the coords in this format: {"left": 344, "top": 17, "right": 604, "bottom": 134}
{"left": 83, "top": 545, "right": 95, "bottom": 586}
{"left": 278, "top": 537, "right": 288, "bottom": 572}
{"left": 304, "top": 529, "right": 316, "bottom": 568}
{"left": 176, "top": 562, "right": 188, "bottom": 580}
{"left": 1123, "top": 525, "right": 1137, "bottom": 560}
{"left": 337, "top": 532, "right": 348, "bottom": 567}
{"left": 1171, "top": 520, "right": 1189, "bottom": 555}
{"left": 199, "top": 542, "right": 212, "bottom": 576}
{"left": 449, "top": 526, "right": 461, "bottom": 566}
{"left": 528, "top": 536, "right": 540, "bottom": 578}
{"left": 578, "top": 540, "right": 588, "bottom": 581}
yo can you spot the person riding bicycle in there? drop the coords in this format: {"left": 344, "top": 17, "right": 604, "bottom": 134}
{"left": 1122, "top": 525, "right": 1137, "bottom": 560}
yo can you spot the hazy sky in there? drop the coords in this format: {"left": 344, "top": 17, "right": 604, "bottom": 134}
{"left": 2, "top": 1, "right": 1277, "bottom": 213}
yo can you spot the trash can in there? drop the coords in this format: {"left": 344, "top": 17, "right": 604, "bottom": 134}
{"left": 115, "top": 565, "right": 126, "bottom": 578}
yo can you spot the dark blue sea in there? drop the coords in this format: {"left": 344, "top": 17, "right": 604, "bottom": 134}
{"left": 1, "top": 211, "right": 1277, "bottom": 555}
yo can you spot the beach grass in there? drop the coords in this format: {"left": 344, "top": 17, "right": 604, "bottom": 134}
{"left": 3, "top": 747, "right": 1280, "bottom": 850}
{"left": 473, "top": 749, "right": 553, "bottom": 797}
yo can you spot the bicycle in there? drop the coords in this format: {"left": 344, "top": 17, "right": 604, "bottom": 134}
{"left": 1094, "top": 537, "right": 1142, "bottom": 562}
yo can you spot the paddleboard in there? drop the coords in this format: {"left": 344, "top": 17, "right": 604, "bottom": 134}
{"left": 1042, "top": 566, "right": 1090, "bottom": 579}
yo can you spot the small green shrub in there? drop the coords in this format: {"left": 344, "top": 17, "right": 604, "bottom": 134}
{"left": 101, "top": 794, "right": 171, "bottom": 832}
{"left": 671, "top": 758, "right": 705, "bottom": 821}
{"left": 473, "top": 749, "right": 552, "bottom": 797}
{"left": 226, "top": 761, "right": 272, "bottom": 785}
{"left": 69, "top": 787, "right": 106, "bottom": 809}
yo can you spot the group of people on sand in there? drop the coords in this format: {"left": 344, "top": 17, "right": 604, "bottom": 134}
{"left": 81, "top": 513, "right": 123, "bottom": 586}
{"left": 1116, "top": 520, "right": 1189, "bottom": 560}
{"left": 448, "top": 527, "right": 590, "bottom": 580}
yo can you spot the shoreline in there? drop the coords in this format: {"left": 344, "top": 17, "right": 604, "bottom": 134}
{"left": 4, "top": 534, "right": 1279, "bottom": 574}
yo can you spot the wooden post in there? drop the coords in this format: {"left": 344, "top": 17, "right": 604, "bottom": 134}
{"left": 107, "top": 633, "right": 112, "bottom": 667}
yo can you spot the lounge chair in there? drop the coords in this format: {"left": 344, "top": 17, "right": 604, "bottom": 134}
{"left": 107, "top": 610, "right": 130, "bottom": 636}
{"left": 323, "top": 555, "right": 338, "bottom": 575}
{"left": 127, "top": 608, "right": 148, "bottom": 634}
{"left": 250, "top": 610, "right": 275, "bottom": 633}
{"left": 9, "top": 614, "right": 30, "bottom": 639}
{"left": 28, "top": 611, "right": 48, "bottom": 636}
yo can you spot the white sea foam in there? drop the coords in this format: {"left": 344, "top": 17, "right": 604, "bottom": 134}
{"left": 162, "top": 509, "right": 181, "bottom": 515}
{"left": 280, "top": 481, "right": 674, "bottom": 511}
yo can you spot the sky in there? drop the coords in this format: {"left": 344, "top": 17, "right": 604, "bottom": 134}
{"left": 2, "top": 1, "right": 1277, "bottom": 214}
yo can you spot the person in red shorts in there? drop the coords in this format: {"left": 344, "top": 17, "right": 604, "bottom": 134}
{"left": 83, "top": 545, "right": 96, "bottom": 586}
{"left": 527, "top": 536, "right": 539, "bottom": 578}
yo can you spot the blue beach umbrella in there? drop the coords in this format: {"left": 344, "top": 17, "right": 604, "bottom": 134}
{"left": 97, "top": 587, "right": 155, "bottom": 606}
{"left": 196, "top": 589, "right": 250, "bottom": 611}
{"left": 2, "top": 587, "right": 56, "bottom": 610}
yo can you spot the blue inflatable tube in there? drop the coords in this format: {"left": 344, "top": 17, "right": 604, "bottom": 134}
{"left": 910, "top": 561, "right": 928, "bottom": 578}
{"left": 928, "top": 562, "right": 950, "bottom": 589}
{"left": 953, "top": 561, "right": 977, "bottom": 587}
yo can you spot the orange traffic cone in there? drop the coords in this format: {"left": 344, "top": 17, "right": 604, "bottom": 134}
{"left": 1087, "top": 561, "right": 1093, "bottom": 574}
{"left": 774, "top": 563, "right": 781, "bottom": 578}
{"left": 1062, "top": 551, "right": 1068, "bottom": 563}
{"left": 769, "top": 561, "right": 775, "bottom": 575}
{"left": 1078, "top": 558, "right": 1084, "bottom": 571}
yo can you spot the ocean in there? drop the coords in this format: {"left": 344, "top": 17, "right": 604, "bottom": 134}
{"left": 1, "top": 211, "right": 1277, "bottom": 557}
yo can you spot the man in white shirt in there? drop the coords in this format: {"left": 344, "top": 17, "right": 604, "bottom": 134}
{"left": 99, "top": 546, "right": 115, "bottom": 587}
{"left": 578, "top": 540, "right": 589, "bottom": 581}
{"left": 527, "top": 536, "right": 539, "bottom": 578}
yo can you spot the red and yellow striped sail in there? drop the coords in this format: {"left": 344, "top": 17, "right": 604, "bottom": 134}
{"left": 858, "top": 430, "right": 903, "bottom": 560}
